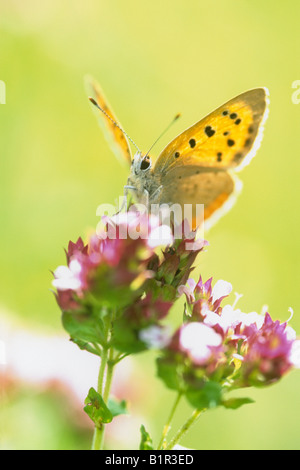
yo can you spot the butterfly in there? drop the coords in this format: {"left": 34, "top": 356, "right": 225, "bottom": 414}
{"left": 86, "top": 76, "right": 269, "bottom": 230}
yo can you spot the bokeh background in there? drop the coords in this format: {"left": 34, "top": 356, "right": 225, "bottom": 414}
{"left": 0, "top": 0, "right": 299, "bottom": 450}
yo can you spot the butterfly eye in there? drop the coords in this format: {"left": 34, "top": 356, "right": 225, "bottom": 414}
{"left": 140, "top": 156, "right": 151, "bottom": 171}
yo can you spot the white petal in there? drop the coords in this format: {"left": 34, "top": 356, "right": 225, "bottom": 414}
{"left": 177, "top": 278, "right": 196, "bottom": 301}
{"left": 52, "top": 277, "right": 81, "bottom": 291}
{"left": 69, "top": 259, "right": 82, "bottom": 275}
{"left": 285, "top": 325, "right": 297, "bottom": 341}
{"left": 179, "top": 322, "right": 222, "bottom": 364}
{"left": 219, "top": 305, "right": 242, "bottom": 329}
{"left": 139, "top": 326, "right": 171, "bottom": 349}
{"left": 53, "top": 265, "right": 73, "bottom": 279}
{"left": 148, "top": 225, "right": 173, "bottom": 247}
{"left": 212, "top": 280, "right": 232, "bottom": 303}
{"left": 189, "top": 344, "right": 211, "bottom": 365}
{"left": 289, "top": 340, "right": 300, "bottom": 368}
{"left": 52, "top": 265, "right": 82, "bottom": 291}
{"left": 240, "top": 311, "right": 265, "bottom": 329}
{"left": 203, "top": 311, "right": 222, "bottom": 328}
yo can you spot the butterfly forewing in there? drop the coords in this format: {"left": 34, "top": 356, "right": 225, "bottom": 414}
{"left": 85, "top": 75, "right": 132, "bottom": 166}
{"left": 153, "top": 88, "right": 268, "bottom": 174}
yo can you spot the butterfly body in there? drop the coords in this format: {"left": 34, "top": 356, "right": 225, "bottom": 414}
{"left": 87, "top": 79, "right": 269, "bottom": 229}
{"left": 126, "top": 152, "right": 161, "bottom": 205}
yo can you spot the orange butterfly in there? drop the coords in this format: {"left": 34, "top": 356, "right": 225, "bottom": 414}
{"left": 86, "top": 76, "right": 269, "bottom": 230}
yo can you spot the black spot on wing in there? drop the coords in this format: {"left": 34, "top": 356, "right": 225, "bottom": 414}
{"left": 204, "top": 126, "right": 215, "bottom": 137}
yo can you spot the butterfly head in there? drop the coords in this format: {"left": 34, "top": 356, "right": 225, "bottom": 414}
{"left": 126, "top": 151, "right": 157, "bottom": 203}
{"left": 131, "top": 151, "right": 152, "bottom": 175}
{"left": 129, "top": 113, "right": 180, "bottom": 179}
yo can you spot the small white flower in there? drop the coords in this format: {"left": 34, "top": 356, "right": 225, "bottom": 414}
{"left": 212, "top": 280, "right": 232, "bottom": 304}
{"left": 204, "top": 305, "right": 265, "bottom": 333}
{"left": 147, "top": 225, "right": 174, "bottom": 248}
{"left": 184, "top": 238, "right": 208, "bottom": 252}
{"left": 52, "top": 259, "right": 82, "bottom": 291}
{"left": 239, "top": 311, "right": 265, "bottom": 329}
{"left": 285, "top": 325, "right": 297, "bottom": 341}
{"left": 179, "top": 322, "right": 222, "bottom": 365}
{"left": 289, "top": 340, "right": 300, "bottom": 368}
{"left": 139, "top": 325, "right": 171, "bottom": 349}
{"left": 177, "top": 278, "right": 196, "bottom": 302}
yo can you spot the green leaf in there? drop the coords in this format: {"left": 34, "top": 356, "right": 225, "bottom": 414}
{"left": 222, "top": 397, "right": 255, "bottom": 410}
{"left": 108, "top": 397, "right": 129, "bottom": 418}
{"left": 62, "top": 311, "right": 104, "bottom": 345}
{"left": 139, "top": 425, "right": 154, "bottom": 450}
{"left": 113, "top": 319, "right": 147, "bottom": 354}
{"left": 83, "top": 387, "right": 113, "bottom": 427}
{"left": 71, "top": 338, "right": 101, "bottom": 356}
{"left": 156, "top": 357, "right": 185, "bottom": 392}
{"left": 186, "top": 381, "right": 222, "bottom": 409}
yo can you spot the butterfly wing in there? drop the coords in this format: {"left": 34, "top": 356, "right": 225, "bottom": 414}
{"left": 85, "top": 75, "right": 132, "bottom": 166}
{"left": 157, "top": 166, "right": 239, "bottom": 229}
{"left": 153, "top": 88, "right": 269, "bottom": 174}
{"left": 152, "top": 88, "right": 269, "bottom": 229}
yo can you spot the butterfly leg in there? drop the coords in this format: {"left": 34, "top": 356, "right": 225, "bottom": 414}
{"left": 115, "top": 186, "right": 137, "bottom": 214}
{"left": 139, "top": 188, "right": 150, "bottom": 208}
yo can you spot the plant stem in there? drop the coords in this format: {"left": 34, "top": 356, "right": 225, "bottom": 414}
{"left": 91, "top": 310, "right": 116, "bottom": 450}
{"left": 103, "top": 347, "right": 115, "bottom": 403}
{"left": 91, "top": 346, "right": 109, "bottom": 450}
{"left": 98, "top": 348, "right": 109, "bottom": 396}
{"left": 165, "top": 408, "right": 204, "bottom": 450}
{"left": 157, "top": 392, "right": 182, "bottom": 450}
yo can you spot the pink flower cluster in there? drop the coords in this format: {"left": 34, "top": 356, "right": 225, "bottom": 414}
{"left": 52, "top": 212, "right": 174, "bottom": 311}
{"left": 52, "top": 212, "right": 209, "bottom": 354}
{"left": 162, "top": 276, "right": 300, "bottom": 388}
{"left": 52, "top": 211, "right": 299, "bottom": 390}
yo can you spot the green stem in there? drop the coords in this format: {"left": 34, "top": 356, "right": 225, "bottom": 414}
{"left": 91, "top": 310, "right": 117, "bottom": 451}
{"left": 91, "top": 347, "right": 109, "bottom": 450}
{"left": 157, "top": 392, "right": 182, "bottom": 450}
{"left": 98, "top": 348, "right": 109, "bottom": 396}
{"left": 165, "top": 408, "right": 205, "bottom": 450}
{"left": 103, "top": 347, "right": 115, "bottom": 403}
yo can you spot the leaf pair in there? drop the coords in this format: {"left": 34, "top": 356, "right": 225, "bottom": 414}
{"left": 84, "top": 387, "right": 128, "bottom": 428}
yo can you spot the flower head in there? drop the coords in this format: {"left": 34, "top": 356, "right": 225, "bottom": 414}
{"left": 178, "top": 322, "right": 223, "bottom": 366}
{"left": 53, "top": 212, "right": 174, "bottom": 310}
{"left": 178, "top": 276, "right": 232, "bottom": 320}
{"left": 158, "top": 273, "right": 299, "bottom": 399}
{"left": 239, "top": 313, "right": 297, "bottom": 385}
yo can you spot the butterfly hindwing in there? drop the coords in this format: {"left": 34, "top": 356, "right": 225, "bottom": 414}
{"left": 153, "top": 88, "right": 269, "bottom": 174}
{"left": 85, "top": 75, "right": 132, "bottom": 166}
{"left": 157, "top": 166, "right": 237, "bottom": 228}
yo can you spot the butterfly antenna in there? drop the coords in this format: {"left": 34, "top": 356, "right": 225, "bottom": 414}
{"left": 89, "top": 97, "right": 142, "bottom": 154}
{"left": 144, "top": 113, "right": 181, "bottom": 157}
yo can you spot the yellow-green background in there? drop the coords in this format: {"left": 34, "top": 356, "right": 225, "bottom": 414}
{"left": 1, "top": 0, "right": 299, "bottom": 449}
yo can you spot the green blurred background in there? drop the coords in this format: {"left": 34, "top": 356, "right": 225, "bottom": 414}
{"left": 0, "top": 0, "right": 299, "bottom": 449}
